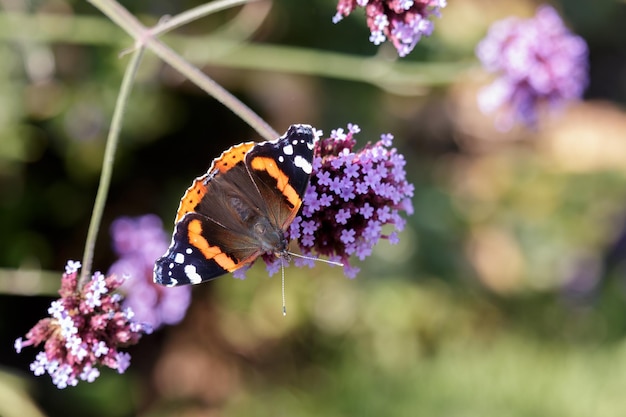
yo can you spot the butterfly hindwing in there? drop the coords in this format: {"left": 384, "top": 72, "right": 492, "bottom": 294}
{"left": 154, "top": 213, "right": 237, "bottom": 286}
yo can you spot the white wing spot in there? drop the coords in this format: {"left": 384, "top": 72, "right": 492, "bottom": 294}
{"left": 169, "top": 262, "right": 174, "bottom": 269}
{"left": 292, "top": 139, "right": 298, "bottom": 145}
{"left": 174, "top": 253, "right": 185, "bottom": 264}
{"left": 307, "top": 141, "right": 314, "bottom": 150}
{"left": 184, "top": 265, "right": 202, "bottom": 284}
{"left": 283, "top": 144, "right": 294, "bottom": 155}
{"left": 167, "top": 278, "right": 178, "bottom": 287}
{"left": 294, "top": 155, "right": 312, "bottom": 174}
{"left": 186, "top": 248, "right": 192, "bottom": 254}
{"left": 279, "top": 155, "right": 284, "bottom": 162}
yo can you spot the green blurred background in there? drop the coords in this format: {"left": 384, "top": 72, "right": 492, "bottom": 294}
{"left": 2, "top": 0, "right": 626, "bottom": 416}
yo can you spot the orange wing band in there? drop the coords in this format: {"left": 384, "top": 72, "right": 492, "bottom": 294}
{"left": 188, "top": 218, "right": 238, "bottom": 271}
{"left": 249, "top": 156, "right": 301, "bottom": 208}
{"left": 174, "top": 142, "right": 255, "bottom": 223}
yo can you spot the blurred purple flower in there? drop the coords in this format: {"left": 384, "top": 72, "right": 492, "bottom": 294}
{"left": 109, "top": 215, "right": 191, "bottom": 329}
{"left": 333, "top": 0, "right": 446, "bottom": 57}
{"left": 287, "top": 124, "right": 414, "bottom": 278}
{"left": 476, "top": 5, "right": 589, "bottom": 130}
{"left": 15, "top": 261, "right": 150, "bottom": 389}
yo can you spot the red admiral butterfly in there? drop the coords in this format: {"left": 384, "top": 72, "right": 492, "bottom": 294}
{"left": 153, "top": 124, "right": 315, "bottom": 287}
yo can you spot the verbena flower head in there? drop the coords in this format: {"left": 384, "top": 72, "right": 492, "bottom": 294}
{"left": 109, "top": 214, "right": 191, "bottom": 329}
{"left": 333, "top": 0, "right": 446, "bottom": 57}
{"left": 286, "top": 124, "right": 414, "bottom": 278}
{"left": 476, "top": 5, "right": 589, "bottom": 130}
{"left": 15, "top": 261, "right": 151, "bottom": 389}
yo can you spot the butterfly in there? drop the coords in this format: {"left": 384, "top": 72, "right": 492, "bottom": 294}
{"left": 153, "top": 124, "right": 315, "bottom": 287}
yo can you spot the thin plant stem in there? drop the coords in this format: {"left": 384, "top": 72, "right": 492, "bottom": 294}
{"left": 147, "top": 38, "right": 278, "bottom": 140}
{"left": 88, "top": 0, "right": 279, "bottom": 140}
{"left": 79, "top": 47, "right": 145, "bottom": 285}
{"left": 0, "top": 268, "right": 62, "bottom": 296}
{"left": 0, "top": 12, "right": 469, "bottom": 90}
{"left": 150, "top": 0, "right": 258, "bottom": 38}
{"left": 178, "top": 39, "right": 471, "bottom": 92}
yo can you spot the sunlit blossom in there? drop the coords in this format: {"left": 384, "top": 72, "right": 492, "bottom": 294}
{"left": 15, "top": 261, "right": 151, "bottom": 388}
{"left": 333, "top": 0, "right": 446, "bottom": 57}
{"left": 476, "top": 5, "right": 588, "bottom": 129}
{"left": 286, "top": 123, "right": 414, "bottom": 278}
{"left": 109, "top": 214, "right": 191, "bottom": 329}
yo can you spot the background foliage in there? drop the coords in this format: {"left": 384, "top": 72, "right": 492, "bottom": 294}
{"left": 2, "top": 0, "right": 626, "bottom": 416}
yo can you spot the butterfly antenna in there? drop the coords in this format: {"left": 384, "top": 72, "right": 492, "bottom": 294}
{"left": 281, "top": 258, "right": 287, "bottom": 316}
{"left": 287, "top": 252, "right": 344, "bottom": 267}
{"left": 280, "top": 253, "right": 342, "bottom": 317}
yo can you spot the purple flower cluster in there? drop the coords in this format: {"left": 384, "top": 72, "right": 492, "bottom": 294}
{"left": 109, "top": 215, "right": 191, "bottom": 329}
{"left": 333, "top": 0, "right": 446, "bottom": 57}
{"left": 286, "top": 124, "right": 414, "bottom": 278}
{"left": 14, "top": 261, "right": 150, "bottom": 389}
{"left": 476, "top": 5, "right": 588, "bottom": 130}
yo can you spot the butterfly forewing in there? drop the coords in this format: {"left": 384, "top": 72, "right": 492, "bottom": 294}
{"left": 245, "top": 125, "right": 314, "bottom": 228}
{"left": 174, "top": 142, "right": 255, "bottom": 224}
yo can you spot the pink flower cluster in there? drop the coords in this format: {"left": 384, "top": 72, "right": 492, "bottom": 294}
{"left": 109, "top": 215, "right": 191, "bottom": 330}
{"left": 14, "top": 261, "right": 151, "bottom": 389}
{"left": 285, "top": 124, "right": 414, "bottom": 278}
{"left": 333, "top": 0, "right": 446, "bottom": 57}
{"left": 476, "top": 5, "right": 588, "bottom": 129}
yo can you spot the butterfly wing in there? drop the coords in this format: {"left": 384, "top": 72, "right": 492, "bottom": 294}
{"left": 174, "top": 142, "right": 255, "bottom": 224}
{"left": 155, "top": 145, "right": 273, "bottom": 286}
{"left": 245, "top": 124, "right": 314, "bottom": 230}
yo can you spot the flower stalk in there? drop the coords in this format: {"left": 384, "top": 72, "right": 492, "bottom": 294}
{"left": 87, "top": 0, "right": 278, "bottom": 141}
{"left": 79, "top": 47, "right": 145, "bottom": 285}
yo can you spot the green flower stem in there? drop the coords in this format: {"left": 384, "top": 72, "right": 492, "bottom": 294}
{"left": 0, "top": 12, "right": 470, "bottom": 90}
{"left": 149, "top": 0, "right": 258, "bottom": 38}
{"left": 79, "top": 47, "right": 145, "bottom": 285}
{"left": 0, "top": 268, "right": 62, "bottom": 296}
{"left": 179, "top": 39, "right": 472, "bottom": 91}
{"left": 88, "top": 0, "right": 279, "bottom": 140}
